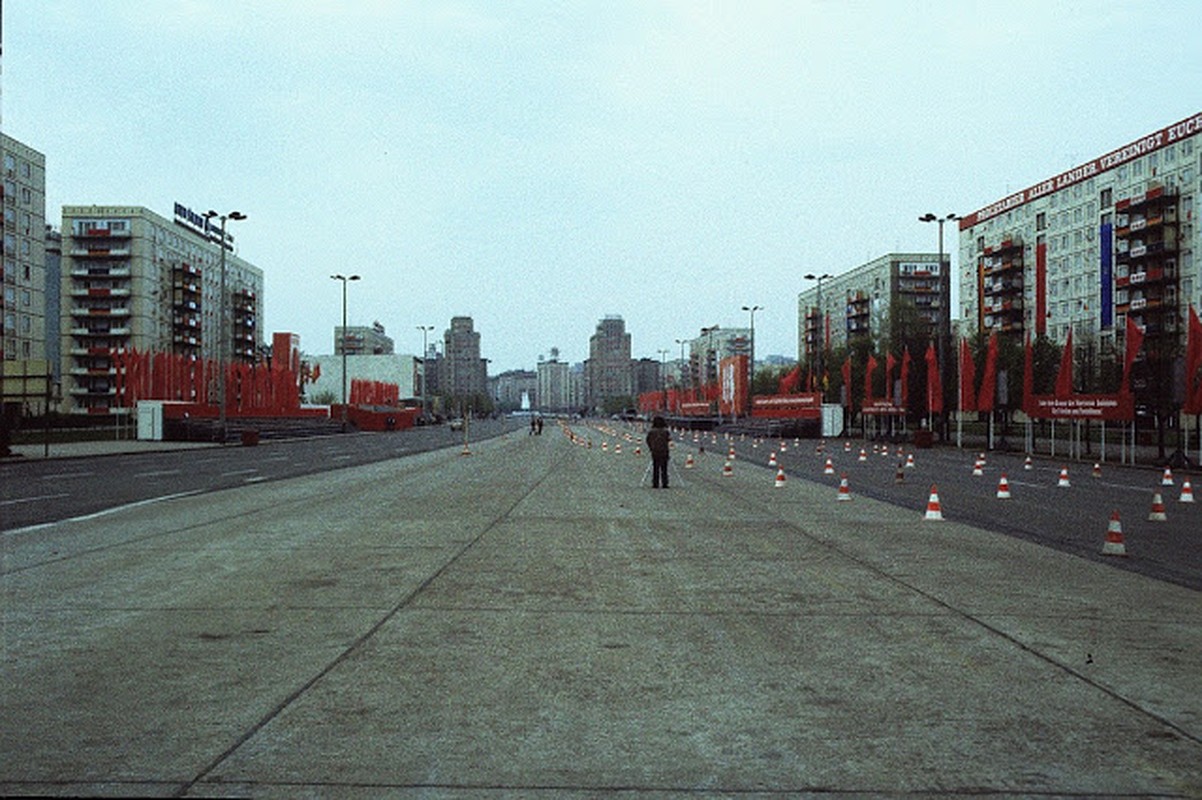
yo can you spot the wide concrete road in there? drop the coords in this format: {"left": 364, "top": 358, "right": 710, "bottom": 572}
{"left": 3, "top": 423, "right": 1201, "bottom": 797}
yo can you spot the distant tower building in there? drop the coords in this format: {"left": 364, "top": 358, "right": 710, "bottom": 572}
{"left": 335, "top": 321, "right": 394, "bottom": 355}
{"left": 586, "top": 315, "right": 632, "bottom": 410}
{"left": 537, "top": 347, "right": 574, "bottom": 412}
{"left": 441, "top": 315, "right": 487, "bottom": 400}
{"left": 2, "top": 135, "right": 47, "bottom": 365}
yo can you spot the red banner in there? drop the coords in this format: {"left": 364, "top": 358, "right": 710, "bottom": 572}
{"left": 1028, "top": 393, "right": 1134, "bottom": 421}
{"left": 751, "top": 393, "right": 821, "bottom": 419}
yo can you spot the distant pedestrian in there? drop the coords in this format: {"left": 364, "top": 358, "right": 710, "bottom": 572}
{"left": 646, "top": 415, "right": 671, "bottom": 489}
{"left": 530, "top": 416, "right": 537, "bottom": 435}
{"left": 536, "top": 416, "right": 544, "bottom": 435}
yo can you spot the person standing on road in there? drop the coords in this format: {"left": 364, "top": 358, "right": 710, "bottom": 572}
{"left": 646, "top": 415, "right": 671, "bottom": 489}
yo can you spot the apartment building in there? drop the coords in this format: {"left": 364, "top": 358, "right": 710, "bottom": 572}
{"left": 796, "top": 253, "right": 950, "bottom": 362}
{"left": 59, "top": 204, "right": 264, "bottom": 415}
{"left": 958, "top": 111, "right": 1200, "bottom": 398}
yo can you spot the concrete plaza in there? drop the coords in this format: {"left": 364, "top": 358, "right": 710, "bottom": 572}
{"left": 2, "top": 423, "right": 1201, "bottom": 796}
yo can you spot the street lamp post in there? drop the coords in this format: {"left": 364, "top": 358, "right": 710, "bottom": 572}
{"left": 203, "top": 210, "right": 245, "bottom": 444}
{"left": 700, "top": 325, "right": 719, "bottom": 424}
{"left": 741, "top": 305, "right": 762, "bottom": 412}
{"left": 330, "top": 274, "right": 361, "bottom": 431}
{"left": 416, "top": 325, "right": 433, "bottom": 420}
{"left": 675, "top": 338, "right": 688, "bottom": 412}
{"left": 657, "top": 348, "right": 669, "bottom": 413}
{"left": 920, "top": 213, "right": 960, "bottom": 441}
{"left": 803, "top": 274, "right": 832, "bottom": 398}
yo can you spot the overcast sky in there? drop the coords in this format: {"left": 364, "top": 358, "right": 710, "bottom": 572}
{"left": 5, "top": 1, "right": 1201, "bottom": 371}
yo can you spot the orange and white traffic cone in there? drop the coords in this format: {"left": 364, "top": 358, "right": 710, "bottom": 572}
{"left": 905, "top": 453, "right": 915, "bottom": 469}
{"left": 768, "top": 452, "right": 778, "bottom": 467}
{"left": 844, "top": 441, "right": 851, "bottom": 453}
{"left": 722, "top": 459, "right": 733, "bottom": 477}
{"left": 1101, "top": 511, "right": 1128, "bottom": 557}
{"left": 858, "top": 448, "right": 868, "bottom": 462}
{"left": 614, "top": 443, "right": 622, "bottom": 454}
{"left": 601, "top": 442, "right": 608, "bottom": 452}
{"left": 823, "top": 457, "right": 835, "bottom": 475}
{"left": 895, "top": 462, "right": 905, "bottom": 484}
{"left": 923, "top": 485, "right": 944, "bottom": 520}
{"left": 728, "top": 445, "right": 736, "bottom": 461}
{"left": 1092, "top": 462, "right": 1102, "bottom": 478}
{"left": 774, "top": 468, "right": 786, "bottom": 488}
{"left": 1162, "top": 466, "right": 1174, "bottom": 486}
{"left": 685, "top": 452, "right": 695, "bottom": 469}
{"left": 1024, "top": 455, "right": 1033, "bottom": 471}
{"left": 1058, "top": 467, "right": 1071, "bottom": 487}
{"left": 1180, "top": 480, "right": 1195, "bottom": 504}
{"left": 972, "top": 459, "right": 984, "bottom": 477}
{"left": 1149, "top": 492, "right": 1168, "bottom": 522}
{"left": 996, "top": 473, "right": 1011, "bottom": 499}
{"left": 837, "top": 473, "right": 852, "bottom": 501}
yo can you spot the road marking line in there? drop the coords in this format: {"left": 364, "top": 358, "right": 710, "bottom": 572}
{"left": 133, "top": 469, "right": 183, "bottom": 478}
{"left": 39, "top": 472, "right": 96, "bottom": 480}
{"left": 221, "top": 469, "right": 258, "bottom": 477}
{"left": 4, "top": 490, "right": 206, "bottom": 535}
{"left": 244, "top": 476, "right": 268, "bottom": 483}
{"left": 0, "top": 492, "right": 70, "bottom": 507}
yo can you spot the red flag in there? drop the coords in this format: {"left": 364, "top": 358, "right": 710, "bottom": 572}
{"left": 841, "top": 356, "right": 852, "bottom": 408}
{"left": 1054, "top": 327, "right": 1074, "bottom": 398}
{"left": 900, "top": 347, "right": 911, "bottom": 411}
{"left": 778, "top": 364, "right": 801, "bottom": 394}
{"left": 959, "top": 338, "right": 977, "bottom": 413}
{"left": 1186, "top": 306, "right": 1202, "bottom": 414}
{"left": 977, "top": 333, "right": 998, "bottom": 412}
{"left": 1121, "top": 316, "right": 1144, "bottom": 396}
{"left": 864, "top": 354, "right": 878, "bottom": 405}
{"left": 925, "top": 342, "right": 942, "bottom": 414}
{"left": 1022, "top": 334, "right": 1034, "bottom": 415}
{"left": 885, "top": 352, "right": 897, "bottom": 405}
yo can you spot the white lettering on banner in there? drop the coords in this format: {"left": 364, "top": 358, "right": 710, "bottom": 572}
{"left": 962, "top": 112, "right": 1201, "bottom": 230}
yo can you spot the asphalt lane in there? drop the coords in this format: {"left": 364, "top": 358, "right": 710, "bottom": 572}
{"left": 687, "top": 429, "right": 1202, "bottom": 591}
{"left": 0, "top": 420, "right": 511, "bottom": 532}
{"left": 3, "top": 422, "right": 1201, "bottom": 795}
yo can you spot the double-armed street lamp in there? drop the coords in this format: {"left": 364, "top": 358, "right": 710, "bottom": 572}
{"left": 416, "top": 325, "right": 434, "bottom": 419}
{"left": 919, "top": 212, "right": 961, "bottom": 439}
{"left": 741, "top": 304, "right": 762, "bottom": 401}
{"left": 803, "top": 273, "right": 832, "bottom": 396}
{"left": 203, "top": 210, "right": 246, "bottom": 443}
{"left": 330, "top": 274, "right": 360, "bottom": 431}
{"left": 657, "top": 348, "right": 670, "bottom": 412}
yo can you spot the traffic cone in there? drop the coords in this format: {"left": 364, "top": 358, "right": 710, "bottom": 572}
{"left": 460, "top": 442, "right": 472, "bottom": 456}
{"left": 1024, "top": 455, "right": 1033, "bottom": 471}
{"left": 858, "top": 448, "right": 868, "bottom": 462}
{"left": 844, "top": 441, "right": 851, "bottom": 453}
{"left": 837, "top": 473, "right": 852, "bottom": 501}
{"left": 685, "top": 453, "right": 695, "bottom": 469}
{"left": 895, "top": 462, "right": 905, "bottom": 484}
{"left": 601, "top": 442, "right": 608, "bottom": 452}
{"left": 1162, "top": 467, "right": 1174, "bottom": 486}
{"left": 1058, "top": 467, "right": 1071, "bottom": 487}
{"left": 722, "top": 459, "right": 733, "bottom": 477}
{"left": 614, "top": 443, "right": 622, "bottom": 454}
{"left": 923, "top": 485, "right": 944, "bottom": 520}
{"left": 1180, "top": 480, "right": 1195, "bottom": 503}
{"left": 905, "top": 453, "right": 915, "bottom": 469}
{"left": 996, "top": 473, "right": 1011, "bottom": 499}
{"left": 823, "top": 457, "right": 835, "bottom": 475}
{"left": 1148, "top": 492, "right": 1168, "bottom": 522}
{"left": 728, "top": 445, "right": 736, "bottom": 461}
{"left": 972, "top": 459, "right": 984, "bottom": 477}
{"left": 780, "top": 441, "right": 788, "bottom": 452}
{"left": 774, "top": 468, "right": 786, "bottom": 488}
{"left": 768, "top": 452, "right": 778, "bottom": 467}
{"left": 1092, "top": 462, "right": 1102, "bottom": 478}
{"left": 634, "top": 446, "right": 642, "bottom": 455}
{"left": 1101, "top": 511, "right": 1127, "bottom": 557}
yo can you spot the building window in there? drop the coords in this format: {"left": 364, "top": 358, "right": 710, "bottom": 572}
{"left": 2, "top": 154, "right": 14, "bottom": 175}
{"left": 1101, "top": 187, "right": 1113, "bottom": 207}
{"left": 1036, "top": 212, "right": 1046, "bottom": 231}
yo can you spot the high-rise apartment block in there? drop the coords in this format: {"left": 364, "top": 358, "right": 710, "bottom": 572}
{"left": 59, "top": 204, "right": 264, "bottom": 415}
{"left": 797, "top": 253, "right": 949, "bottom": 363}
{"left": 2, "top": 135, "right": 47, "bottom": 365}
{"left": 958, "top": 112, "right": 1200, "bottom": 400}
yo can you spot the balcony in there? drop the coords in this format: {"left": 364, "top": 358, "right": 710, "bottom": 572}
{"left": 71, "top": 266, "right": 131, "bottom": 278}
{"left": 70, "top": 287, "right": 131, "bottom": 298}
{"left": 70, "top": 247, "right": 131, "bottom": 258}
{"left": 71, "top": 306, "right": 131, "bottom": 317}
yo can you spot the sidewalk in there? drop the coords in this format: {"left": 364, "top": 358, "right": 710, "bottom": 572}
{"left": 3, "top": 438, "right": 220, "bottom": 460}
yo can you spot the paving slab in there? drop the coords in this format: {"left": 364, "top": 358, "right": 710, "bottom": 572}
{"left": 2, "top": 424, "right": 1200, "bottom": 797}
